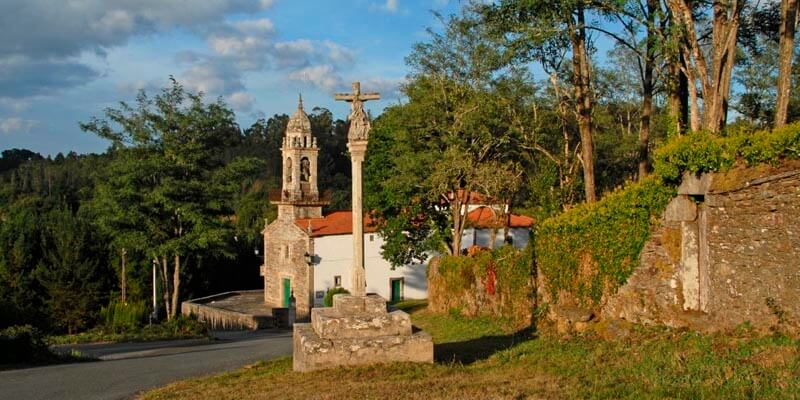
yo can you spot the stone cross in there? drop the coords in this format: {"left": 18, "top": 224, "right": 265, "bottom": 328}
{"left": 335, "top": 82, "right": 380, "bottom": 297}
{"left": 335, "top": 82, "right": 380, "bottom": 141}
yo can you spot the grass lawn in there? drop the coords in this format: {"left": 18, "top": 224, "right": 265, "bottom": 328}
{"left": 141, "top": 301, "right": 800, "bottom": 400}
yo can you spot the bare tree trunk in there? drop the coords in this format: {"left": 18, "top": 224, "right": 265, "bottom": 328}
{"left": 570, "top": 7, "right": 596, "bottom": 203}
{"left": 121, "top": 248, "right": 127, "bottom": 304}
{"left": 451, "top": 191, "right": 470, "bottom": 255}
{"left": 160, "top": 256, "right": 171, "bottom": 320}
{"left": 668, "top": 0, "right": 743, "bottom": 133}
{"left": 639, "top": 0, "right": 657, "bottom": 179}
{"left": 171, "top": 255, "right": 180, "bottom": 319}
{"left": 776, "top": 0, "right": 799, "bottom": 128}
{"left": 685, "top": 60, "right": 701, "bottom": 132}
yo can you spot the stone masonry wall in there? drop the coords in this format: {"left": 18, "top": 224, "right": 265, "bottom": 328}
{"left": 603, "top": 162, "right": 800, "bottom": 333}
{"left": 264, "top": 219, "right": 314, "bottom": 321}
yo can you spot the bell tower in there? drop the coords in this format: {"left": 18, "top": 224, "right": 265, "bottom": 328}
{"left": 274, "top": 95, "right": 328, "bottom": 220}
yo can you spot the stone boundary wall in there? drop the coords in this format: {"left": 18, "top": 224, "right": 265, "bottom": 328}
{"left": 600, "top": 162, "right": 800, "bottom": 334}
{"left": 181, "top": 291, "right": 275, "bottom": 330}
{"left": 427, "top": 248, "right": 534, "bottom": 329}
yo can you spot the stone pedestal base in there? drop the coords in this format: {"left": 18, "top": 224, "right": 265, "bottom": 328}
{"left": 292, "top": 294, "right": 433, "bottom": 372}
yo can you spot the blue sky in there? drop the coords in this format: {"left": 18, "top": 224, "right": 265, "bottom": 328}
{"left": 0, "top": 0, "right": 458, "bottom": 156}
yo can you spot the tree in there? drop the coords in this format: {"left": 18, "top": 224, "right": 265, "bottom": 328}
{"left": 776, "top": 0, "right": 799, "bottom": 127}
{"left": 35, "top": 209, "right": 112, "bottom": 334}
{"left": 481, "top": 0, "right": 598, "bottom": 202}
{"left": 666, "top": 0, "right": 746, "bottom": 132}
{"left": 81, "top": 79, "right": 261, "bottom": 319}
{"left": 734, "top": 1, "right": 782, "bottom": 128}
{"left": 367, "top": 12, "right": 524, "bottom": 261}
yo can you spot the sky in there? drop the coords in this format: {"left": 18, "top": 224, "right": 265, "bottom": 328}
{"left": 0, "top": 0, "right": 459, "bottom": 156}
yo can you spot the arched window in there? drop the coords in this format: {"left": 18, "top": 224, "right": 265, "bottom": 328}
{"left": 300, "top": 157, "right": 310, "bottom": 182}
{"left": 286, "top": 157, "right": 292, "bottom": 183}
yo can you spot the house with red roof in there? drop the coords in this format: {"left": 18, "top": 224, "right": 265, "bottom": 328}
{"left": 260, "top": 99, "right": 533, "bottom": 320}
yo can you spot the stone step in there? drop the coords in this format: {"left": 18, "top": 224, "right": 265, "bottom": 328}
{"left": 311, "top": 307, "right": 412, "bottom": 339}
{"left": 293, "top": 323, "right": 433, "bottom": 372}
{"left": 332, "top": 294, "right": 387, "bottom": 315}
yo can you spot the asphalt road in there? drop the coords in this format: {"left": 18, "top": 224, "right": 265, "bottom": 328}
{"left": 0, "top": 330, "right": 293, "bottom": 400}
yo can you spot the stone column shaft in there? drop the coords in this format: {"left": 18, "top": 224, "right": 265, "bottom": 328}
{"left": 348, "top": 141, "right": 367, "bottom": 297}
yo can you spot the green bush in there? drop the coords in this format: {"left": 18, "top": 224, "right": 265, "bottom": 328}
{"left": 535, "top": 178, "right": 675, "bottom": 305}
{"left": 0, "top": 325, "right": 51, "bottom": 364}
{"left": 323, "top": 287, "right": 350, "bottom": 307}
{"left": 158, "top": 314, "right": 208, "bottom": 337}
{"left": 100, "top": 300, "right": 148, "bottom": 332}
{"left": 654, "top": 122, "right": 800, "bottom": 182}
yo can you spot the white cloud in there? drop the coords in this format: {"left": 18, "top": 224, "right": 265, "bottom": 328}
{"left": 371, "top": 0, "right": 401, "bottom": 13}
{"left": 0, "top": 117, "right": 38, "bottom": 134}
{"left": 181, "top": 61, "right": 244, "bottom": 96}
{"left": 0, "top": 98, "right": 31, "bottom": 113}
{"left": 0, "top": 0, "right": 268, "bottom": 100}
{"left": 288, "top": 65, "right": 343, "bottom": 93}
{"left": 360, "top": 77, "right": 405, "bottom": 99}
{"left": 227, "top": 91, "right": 255, "bottom": 111}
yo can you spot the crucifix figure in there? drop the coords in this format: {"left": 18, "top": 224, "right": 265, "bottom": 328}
{"left": 335, "top": 82, "right": 380, "bottom": 141}
{"left": 335, "top": 82, "right": 380, "bottom": 297}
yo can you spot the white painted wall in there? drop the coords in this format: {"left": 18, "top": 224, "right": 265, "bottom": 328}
{"left": 461, "top": 227, "right": 531, "bottom": 250}
{"left": 311, "top": 228, "right": 530, "bottom": 306}
{"left": 312, "top": 233, "right": 428, "bottom": 306}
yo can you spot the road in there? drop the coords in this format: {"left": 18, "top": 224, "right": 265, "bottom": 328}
{"left": 0, "top": 330, "right": 293, "bottom": 400}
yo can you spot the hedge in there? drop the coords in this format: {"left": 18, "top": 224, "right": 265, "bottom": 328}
{"left": 653, "top": 122, "right": 800, "bottom": 182}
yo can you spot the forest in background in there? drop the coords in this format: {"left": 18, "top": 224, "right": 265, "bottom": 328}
{"left": 0, "top": 86, "right": 352, "bottom": 333}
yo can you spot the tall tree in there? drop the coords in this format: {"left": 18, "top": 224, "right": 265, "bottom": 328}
{"left": 366, "top": 12, "right": 523, "bottom": 261}
{"left": 82, "top": 79, "right": 261, "bottom": 319}
{"left": 35, "top": 209, "right": 111, "bottom": 334}
{"left": 667, "top": 0, "right": 746, "bottom": 132}
{"left": 481, "top": 0, "right": 598, "bottom": 202}
{"left": 776, "top": 0, "right": 799, "bottom": 127}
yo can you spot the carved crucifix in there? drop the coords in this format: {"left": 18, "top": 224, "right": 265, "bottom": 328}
{"left": 335, "top": 82, "right": 380, "bottom": 141}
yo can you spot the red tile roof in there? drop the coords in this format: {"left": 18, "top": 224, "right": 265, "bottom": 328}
{"left": 296, "top": 207, "right": 533, "bottom": 237}
{"left": 295, "top": 211, "right": 380, "bottom": 238}
{"left": 466, "top": 206, "right": 534, "bottom": 229}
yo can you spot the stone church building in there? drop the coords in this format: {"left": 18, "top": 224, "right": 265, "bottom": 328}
{"left": 261, "top": 98, "right": 533, "bottom": 320}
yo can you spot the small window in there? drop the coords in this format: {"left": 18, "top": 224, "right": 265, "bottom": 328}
{"left": 369, "top": 234, "right": 374, "bottom": 242}
{"left": 334, "top": 275, "right": 342, "bottom": 287}
{"left": 284, "top": 245, "right": 290, "bottom": 259}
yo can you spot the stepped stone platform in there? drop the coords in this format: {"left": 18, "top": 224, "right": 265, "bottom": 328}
{"left": 293, "top": 294, "right": 433, "bottom": 372}
{"left": 181, "top": 290, "right": 281, "bottom": 330}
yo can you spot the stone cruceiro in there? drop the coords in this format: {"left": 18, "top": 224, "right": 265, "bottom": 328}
{"left": 292, "top": 82, "right": 433, "bottom": 372}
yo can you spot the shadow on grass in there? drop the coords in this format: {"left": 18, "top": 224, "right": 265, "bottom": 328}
{"left": 434, "top": 328, "right": 533, "bottom": 365}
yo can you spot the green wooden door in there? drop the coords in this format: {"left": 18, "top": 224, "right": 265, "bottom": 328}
{"left": 282, "top": 278, "right": 291, "bottom": 307}
{"left": 391, "top": 279, "right": 402, "bottom": 303}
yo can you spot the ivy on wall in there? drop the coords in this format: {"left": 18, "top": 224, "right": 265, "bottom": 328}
{"left": 429, "top": 245, "right": 533, "bottom": 328}
{"left": 535, "top": 122, "right": 800, "bottom": 307}
{"left": 535, "top": 178, "right": 675, "bottom": 305}
{"left": 654, "top": 122, "right": 800, "bottom": 182}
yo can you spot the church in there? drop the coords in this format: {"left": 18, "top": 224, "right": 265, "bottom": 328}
{"left": 260, "top": 98, "right": 534, "bottom": 320}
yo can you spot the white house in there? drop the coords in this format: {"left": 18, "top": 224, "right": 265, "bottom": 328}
{"left": 261, "top": 97, "right": 534, "bottom": 319}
